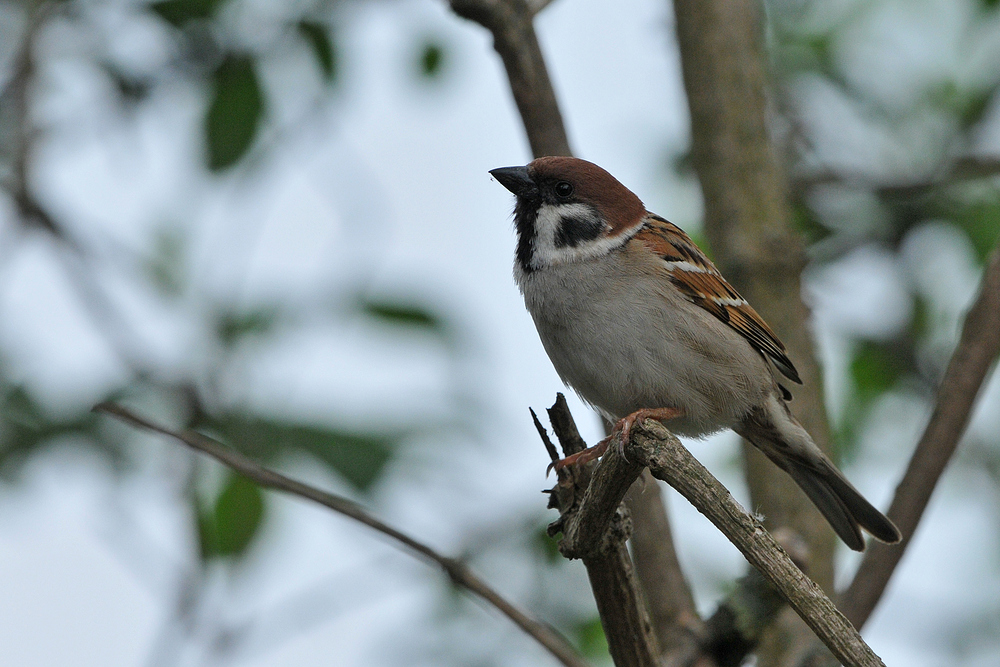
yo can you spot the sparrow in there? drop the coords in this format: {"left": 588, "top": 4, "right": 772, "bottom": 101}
{"left": 491, "top": 156, "right": 901, "bottom": 552}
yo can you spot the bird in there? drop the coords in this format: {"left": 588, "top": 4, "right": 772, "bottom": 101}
{"left": 490, "top": 156, "right": 901, "bottom": 552}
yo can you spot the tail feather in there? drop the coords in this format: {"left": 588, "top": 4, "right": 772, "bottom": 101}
{"left": 737, "top": 395, "right": 901, "bottom": 552}
{"left": 783, "top": 459, "right": 900, "bottom": 551}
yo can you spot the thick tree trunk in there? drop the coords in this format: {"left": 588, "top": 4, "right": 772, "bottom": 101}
{"left": 671, "top": 1, "right": 836, "bottom": 662}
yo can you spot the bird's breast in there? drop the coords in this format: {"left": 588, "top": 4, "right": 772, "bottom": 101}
{"left": 515, "top": 252, "right": 774, "bottom": 437}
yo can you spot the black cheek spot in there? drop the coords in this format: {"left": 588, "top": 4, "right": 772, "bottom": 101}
{"left": 554, "top": 215, "right": 604, "bottom": 248}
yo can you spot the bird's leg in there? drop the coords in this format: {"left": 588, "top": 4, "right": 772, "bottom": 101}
{"left": 615, "top": 407, "right": 685, "bottom": 456}
{"left": 549, "top": 433, "right": 614, "bottom": 473}
{"left": 549, "top": 407, "right": 684, "bottom": 472}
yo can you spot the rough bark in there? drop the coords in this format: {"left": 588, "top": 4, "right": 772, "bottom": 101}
{"left": 625, "top": 471, "right": 703, "bottom": 656}
{"left": 556, "top": 413, "right": 886, "bottom": 667}
{"left": 540, "top": 396, "right": 661, "bottom": 667}
{"left": 670, "top": 1, "right": 837, "bottom": 662}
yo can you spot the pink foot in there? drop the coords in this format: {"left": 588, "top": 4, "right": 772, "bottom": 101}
{"left": 549, "top": 406, "right": 684, "bottom": 472}
{"left": 615, "top": 407, "right": 685, "bottom": 456}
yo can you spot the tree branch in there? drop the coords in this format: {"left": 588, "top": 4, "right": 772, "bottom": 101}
{"left": 624, "top": 470, "right": 703, "bottom": 657}
{"left": 839, "top": 244, "right": 1000, "bottom": 628}
{"left": 672, "top": 0, "right": 837, "bottom": 598}
{"left": 448, "top": 0, "right": 571, "bottom": 157}
{"left": 699, "top": 528, "right": 809, "bottom": 667}
{"left": 540, "top": 395, "right": 661, "bottom": 667}
{"left": 563, "top": 417, "right": 886, "bottom": 667}
{"left": 92, "top": 402, "right": 591, "bottom": 667}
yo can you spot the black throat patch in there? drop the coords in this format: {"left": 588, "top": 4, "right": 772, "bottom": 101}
{"left": 513, "top": 196, "right": 539, "bottom": 273}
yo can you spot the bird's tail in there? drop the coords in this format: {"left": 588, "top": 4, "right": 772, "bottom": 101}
{"left": 737, "top": 396, "right": 901, "bottom": 552}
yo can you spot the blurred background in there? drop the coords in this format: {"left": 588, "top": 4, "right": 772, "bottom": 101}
{"left": 1, "top": 0, "right": 998, "bottom": 665}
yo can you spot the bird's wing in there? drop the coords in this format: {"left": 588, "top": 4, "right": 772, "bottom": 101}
{"left": 634, "top": 214, "right": 802, "bottom": 384}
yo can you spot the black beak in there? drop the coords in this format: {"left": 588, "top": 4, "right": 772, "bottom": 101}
{"left": 490, "top": 166, "right": 538, "bottom": 198}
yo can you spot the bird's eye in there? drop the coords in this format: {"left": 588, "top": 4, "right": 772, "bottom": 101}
{"left": 554, "top": 181, "right": 574, "bottom": 198}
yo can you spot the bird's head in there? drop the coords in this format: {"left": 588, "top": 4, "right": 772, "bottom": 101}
{"left": 490, "top": 157, "right": 646, "bottom": 273}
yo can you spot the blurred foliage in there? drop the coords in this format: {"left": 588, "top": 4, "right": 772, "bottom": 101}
{"left": 215, "top": 307, "right": 280, "bottom": 347}
{"left": 205, "top": 56, "right": 264, "bottom": 170}
{"left": 299, "top": 20, "right": 338, "bottom": 83}
{"left": 199, "top": 411, "right": 400, "bottom": 491}
{"left": 0, "top": 383, "right": 107, "bottom": 477}
{"left": 946, "top": 190, "right": 1000, "bottom": 263}
{"left": 790, "top": 200, "right": 833, "bottom": 245}
{"left": 360, "top": 298, "right": 444, "bottom": 332}
{"left": 418, "top": 40, "right": 446, "bottom": 78}
{"left": 771, "top": 2, "right": 1000, "bottom": 473}
{"left": 198, "top": 472, "right": 266, "bottom": 559}
{"left": 146, "top": 228, "right": 188, "bottom": 297}
{"left": 574, "top": 616, "right": 609, "bottom": 659}
{"left": 151, "top": 0, "right": 229, "bottom": 27}
{"left": 850, "top": 339, "right": 910, "bottom": 405}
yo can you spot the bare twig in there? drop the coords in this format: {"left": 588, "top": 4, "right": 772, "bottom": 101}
{"left": 790, "top": 156, "right": 1000, "bottom": 200}
{"left": 448, "top": 0, "right": 570, "bottom": 157}
{"left": 93, "top": 402, "right": 591, "bottom": 667}
{"left": 839, "top": 245, "right": 1000, "bottom": 628}
{"left": 569, "top": 419, "right": 886, "bottom": 667}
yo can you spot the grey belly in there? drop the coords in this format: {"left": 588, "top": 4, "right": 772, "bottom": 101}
{"left": 522, "top": 268, "right": 772, "bottom": 438}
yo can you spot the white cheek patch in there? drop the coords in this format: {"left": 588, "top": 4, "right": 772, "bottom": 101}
{"left": 531, "top": 203, "right": 643, "bottom": 269}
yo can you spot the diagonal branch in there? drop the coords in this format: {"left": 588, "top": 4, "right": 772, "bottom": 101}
{"left": 839, "top": 244, "right": 1000, "bottom": 629}
{"left": 92, "top": 402, "right": 591, "bottom": 667}
{"left": 560, "top": 417, "right": 886, "bottom": 667}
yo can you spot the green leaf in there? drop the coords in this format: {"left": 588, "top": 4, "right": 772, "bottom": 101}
{"left": 151, "top": 0, "right": 228, "bottom": 27}
{"left": 574, "top": 616, "right": 608, "bottom": 658}
{"left": 205, "top": 56, "right": 264, "bottom": 170}
{"left": 534, "top": 525, "right": 561, "bottom": 564}
{"left": 361, "top": 300, "right": 443, "bottom": 331}
{"left": 298, "top": 21, "right": 337, "bottom": 83}
{"left": 216, "top": 307, "right": 279, "bottom": 347}
{"left": 418, "top": 41, "right": 445, "bottom": 78}
{"left": 213, "top": 473, "right": 265, "bottom": 557}
{"left": 791, "top": 200, "right": 832, "bottom": 245}
{"left": 195, "top": 495, "right": 218, "bottom": 560}
{"left": 204, "top": 413, "right": 398, "bottom": 491}
{"left": 0, "top": 384, "right": 101, "bottom": 474}
{"left": 950, "top": 200, "right": 1000, "bottom": 264}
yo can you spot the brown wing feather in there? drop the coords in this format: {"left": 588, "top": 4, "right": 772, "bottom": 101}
{"left": 636, "top": 215, "right": 802, "bottom": 384}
